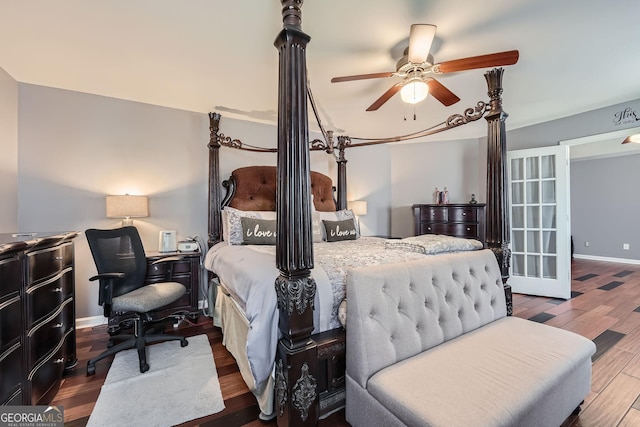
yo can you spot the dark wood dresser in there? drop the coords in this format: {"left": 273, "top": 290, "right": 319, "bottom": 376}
{"left": 0, "top": 231, "right": 78, "bottom": 406}
{"left": 412, "top": 203, "right": 486, "bottom": 246}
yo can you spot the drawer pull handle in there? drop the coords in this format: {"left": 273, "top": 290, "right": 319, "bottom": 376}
{"left": 466, "top": 227, "right": 471, "bottom": 231}
{"left": 53, "top": 358, "right": 66, "bottom": 364}
{"left": 427, "top": 227, "right": 432, "bottom": 231}
{"left": 53, "top": 287, "right": 63, "bottom": 293}
{"left": 54, "top": 323, "right": 64, "bottom": 329}
{"left": 54, "top": 256, "right": 63, "bottom": 260}
{"left": 462, "top": 212, "right": 466, "bottom": 216}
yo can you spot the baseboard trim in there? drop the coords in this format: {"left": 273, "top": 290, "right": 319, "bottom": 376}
{"left": 574, "top": 254, "right": 640, "bottom": 265}
{"left": 76, "top": 315, "right": 107, "bottom": 329}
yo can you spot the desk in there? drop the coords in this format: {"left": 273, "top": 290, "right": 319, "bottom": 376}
{"left": 107, "top": 251, "right": 201, "bottom": 334}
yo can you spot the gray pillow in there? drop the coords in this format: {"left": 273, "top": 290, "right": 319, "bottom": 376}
{"left": 322, "top": 219, "right": 357, "bottom": 242}
{"left": 240, "top": 217, "right": 277, "bottom": 245}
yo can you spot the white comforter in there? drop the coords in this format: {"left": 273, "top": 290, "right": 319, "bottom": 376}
{"left": 204, "top": 236, "right": 481, "bottom": 386}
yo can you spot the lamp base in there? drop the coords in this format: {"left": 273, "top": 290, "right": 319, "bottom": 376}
{"left": 121, "top": 218, "right": 133, "bottom": 227}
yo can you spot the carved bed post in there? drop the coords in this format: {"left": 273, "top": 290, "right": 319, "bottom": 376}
{"left": 273, "top": 1, "right": 318, "bottom": 426}
{"left": 484, "top": 68, "right": 513, "bottom": 315}
{"left": 335, "top": 136, "right": 350, "bottom": 210}
{"left": 208, "top": 112, "right": 222, "bottom": 248}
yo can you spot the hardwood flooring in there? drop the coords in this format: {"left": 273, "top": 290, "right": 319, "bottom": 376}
{"left": 52, "top": 257, "right": 640, "bottom": 426}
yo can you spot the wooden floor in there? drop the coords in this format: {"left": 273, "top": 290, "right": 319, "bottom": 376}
{"left": 52, "top": 257, "right": 640, "bottom": 426}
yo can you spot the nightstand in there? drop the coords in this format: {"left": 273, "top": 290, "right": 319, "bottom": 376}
{"left": 107, "top": 251, "right": 201, "bottom": 333}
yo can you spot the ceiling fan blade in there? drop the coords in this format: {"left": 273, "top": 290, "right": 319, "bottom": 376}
{"left": 426, "top": 78, "right": 460, "bottom": 107}
{"left": 408, "top": 24, "right": 437, "bottom": 64}
{"left": 436, "top": 50, "right": 520, "bottom": 73}
{"left": 331, "top": 72, "right": 395, "bottom": 83}
{"left": 366, "top": 83, "right": 403, "bottom": 111}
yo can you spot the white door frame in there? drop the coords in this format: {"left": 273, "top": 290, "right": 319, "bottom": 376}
{"left": 507, "top": 145, "right": 571, "bottom": 299}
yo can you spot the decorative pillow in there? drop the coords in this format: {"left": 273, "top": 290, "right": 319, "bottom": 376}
{"left": 240, "top": 217, "right": 277, "bottom": 245}
{"left": 318, "top": 209, "right": 360, "bottom": 240}
{"left": 223, "top": 206, "right": 276, "bottom": 245}
{"left": 338, "top": 299, "right": 347, "bottom": 329}
{"left": 311, "top": 209, "right": 323, "bottom": 243}
{"left": 322, "top": 219, "right": 358, "bottom": 242}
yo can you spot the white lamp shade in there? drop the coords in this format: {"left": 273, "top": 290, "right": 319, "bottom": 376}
{"left": 400, "top": 79, "right": 429, "bottom": 104}
{"left": 106, "top": 195, "right": 149, "bottom": 218}
{"left": 348, "top": 200, "right": 368, "bottom": 216}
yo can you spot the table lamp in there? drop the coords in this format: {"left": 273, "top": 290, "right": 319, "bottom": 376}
{"left": 106, "top": 195, "right": 149, "bottom": 227}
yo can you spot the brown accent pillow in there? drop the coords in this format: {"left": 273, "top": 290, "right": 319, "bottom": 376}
{"left": 241, "top": 217, "right": 277, "bottom": 245}
{"left": 322, "top": 219, "right": 357, "bottom": 242}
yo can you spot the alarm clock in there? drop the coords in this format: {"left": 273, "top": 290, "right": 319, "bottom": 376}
{"left": 177, "top": 240, "right": 199, "bottom": 252}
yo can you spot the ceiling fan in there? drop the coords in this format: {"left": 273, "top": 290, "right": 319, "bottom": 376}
{"left": 330, "top": 24, "right": 520, "bottom": 111}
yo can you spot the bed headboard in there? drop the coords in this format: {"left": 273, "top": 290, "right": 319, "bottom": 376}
{"left": 222, "top": 165, "right": 337, "bottom": 212}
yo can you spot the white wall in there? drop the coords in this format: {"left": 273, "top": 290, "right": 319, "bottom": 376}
{"left": 390, "top": 136, "right": 485, "bottom": 238}
{"left": 0, "top": 66, "right": 18, "bottom": 231}
{"left": 16, "top": 84, "right": 338, "bottom": 319}
{"left": 508, "top": 98, "right": 640, "bottom": 259}
{"left": 341, "top": 143, "right": 392, "bottom": 237}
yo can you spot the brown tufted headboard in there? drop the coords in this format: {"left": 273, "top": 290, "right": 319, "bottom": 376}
{"left": 222, "top": 166, "right": 337, "bottom": 212}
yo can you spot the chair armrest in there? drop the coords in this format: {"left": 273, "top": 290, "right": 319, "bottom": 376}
{"left": 89, "top": 272, "right": 125, "bottom": 281}
{"left": 89, "top": 272, "right": 124, "bottom": 312}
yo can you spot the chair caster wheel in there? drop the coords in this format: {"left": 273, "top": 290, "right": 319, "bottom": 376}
{"left": 180, "top": 338, "right": 188, "bottom": 347}
{"left": 140, "top": 363, "right": 150, "bottom": 373}
{"left": 87, "top": 364, "right": 96, "bottom": 376}
{"left": 106, "top": 340, "right": 114, "bottom": 348}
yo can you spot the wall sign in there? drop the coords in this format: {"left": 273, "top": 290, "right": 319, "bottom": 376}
{"left": 613, "top": 106, "right": 640, "bottom": 126}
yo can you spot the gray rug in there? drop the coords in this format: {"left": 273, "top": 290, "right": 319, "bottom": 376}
{"left": 87, "top": 334, "right": 225, "bottom": 427}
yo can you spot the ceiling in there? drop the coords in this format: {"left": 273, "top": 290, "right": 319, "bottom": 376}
{"left": 1, "top": 0, "right": 640, "bottom": 142}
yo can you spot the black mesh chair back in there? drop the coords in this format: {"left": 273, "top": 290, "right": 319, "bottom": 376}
{"left": 86, "top": 227, "right": 147, "bottom": 305}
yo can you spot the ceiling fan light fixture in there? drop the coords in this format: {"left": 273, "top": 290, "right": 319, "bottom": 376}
{"left": 400, "top": 78, "right": 429, "bottom": 104}
{"left": 622, "top": 134, "right": 640, "bottom": 144}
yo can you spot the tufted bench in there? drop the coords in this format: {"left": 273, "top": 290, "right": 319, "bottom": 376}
{"left": 345, "top": 249, "right": 596, "bottom": 427}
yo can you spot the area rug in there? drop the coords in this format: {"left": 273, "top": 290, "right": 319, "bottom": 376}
{"left": 87, "top": 334, "right": 225, "bottom": 427}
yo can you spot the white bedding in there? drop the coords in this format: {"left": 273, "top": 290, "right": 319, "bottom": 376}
{"left": 204, "top": 235, "right": 482, "bottom": 387}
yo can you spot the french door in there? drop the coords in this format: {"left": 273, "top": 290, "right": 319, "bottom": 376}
{"left": 507, "top": 145, "right": 571, "bottom": 299}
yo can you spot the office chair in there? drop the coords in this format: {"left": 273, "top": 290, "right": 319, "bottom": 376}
{"left": 85, "top": 226, "right": 188, "bottom": 375}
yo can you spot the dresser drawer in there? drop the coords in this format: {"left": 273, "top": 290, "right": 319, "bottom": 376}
{"left": 446, "top": 223, "right": 478, "bottom": 238}
{"left": 449, "top": 208, "right": 478, "bottom": 222}
{"left": 27, "top": 244, "right": 69, "bottom": 284}
{"left": 1, "top": 342, "right": 22, "bottom": 403}
{"left": 28, "top": 298, "right": 73, "bottom": 367}
{"left": 146, "top": 258, "right": 192, "bottom": 279}
{"left": 1, "top": 388, "right": 22, "bottom": 406}
{"left": 419, "top": 223, "right": 451, "bottom": 235}
{"left": 0, "top": 255, "right": 21, "bottom": 298}
{"left": 419, "top": 207, "right": 447, "bottom": 221}
{"left": 26, "top": 268, "right": 73, "bottom": 327}
{"left": 28, "top": 340, "right": 67, "bottom": 405}
{"left": 0, "top": 295, "right": 22, "bottom": 350}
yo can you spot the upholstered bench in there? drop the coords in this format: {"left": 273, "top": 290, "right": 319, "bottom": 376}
{"left": 345, "top": 249, "right": 596, "bottom": 427}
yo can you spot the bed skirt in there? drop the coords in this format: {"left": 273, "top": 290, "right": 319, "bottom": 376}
{"left": 215, "top": 285, "right": 275, "bottom": 418}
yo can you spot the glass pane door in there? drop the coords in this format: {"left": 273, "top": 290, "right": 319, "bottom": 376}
{"left": 508, "top": 145, "right": 570, "bottom": 299}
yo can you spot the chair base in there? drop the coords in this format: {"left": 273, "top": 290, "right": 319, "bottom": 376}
{"left": 87, "top": 316, "right": 188, "bottom": 375}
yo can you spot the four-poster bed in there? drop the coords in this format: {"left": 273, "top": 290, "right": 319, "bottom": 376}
{"left": 205, "top": 2, "right": 512, "bottom": 426}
